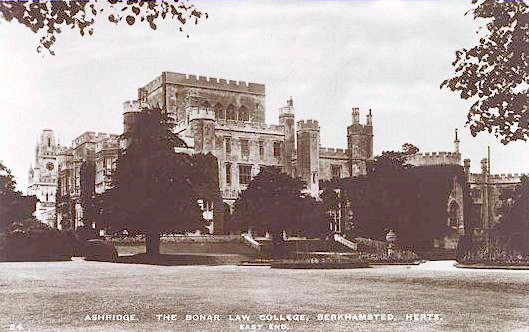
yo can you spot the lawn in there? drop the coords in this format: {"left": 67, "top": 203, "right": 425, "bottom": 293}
{"left": 0, "top": 261, "right": 528, "bottom": 331}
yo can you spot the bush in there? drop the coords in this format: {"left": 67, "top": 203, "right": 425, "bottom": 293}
{"left": 83, "top": 239, "right": 118, "bottom": 262}
{"left": 456, "top": 235, "right": 473, "bottom": 261}
{"left": 75, "top": 225, "right": 100, "bottom": 241}
{"left": 1, "top": 219, "right": 81, "bottom": 261}
{"left": 459, "top": 244, "right": 529, "bottom": 266}
{"left": 359, "top": 250, "right": 419, "bottom": 264}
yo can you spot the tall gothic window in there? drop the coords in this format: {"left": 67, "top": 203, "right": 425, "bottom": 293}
{"left": 214, "top": 103, "right": 224, "bottom": 120}
{"left": 448, "top": 201, "right": 460, "bottom": 228}
{"left": 239, "top": 106, "right": 249, "bottom": 122}
{"left": 226, "top": 105, "right": 236, "bottom": 121}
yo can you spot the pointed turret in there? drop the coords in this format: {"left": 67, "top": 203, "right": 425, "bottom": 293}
{"left": 454, "top": 128, "right": 460, "bottom": 154}
{"left": 366, "top": 109, "right": 373, "bottom": 126}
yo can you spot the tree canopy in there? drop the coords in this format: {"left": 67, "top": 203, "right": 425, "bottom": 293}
{"left": 0, "top": 0, "right": 207, "bottom": 55}
{"left": 321, "top": 151, "right": 466, "bottom": 249}
{"left": 441, "top": 0, "right": 529, "bottom": 144}
{"left": 495, "top": 175, "right": 529, "bottom": 252}
{"left": 103, "top": 108, "right": 213, "bottom": 254}
{"left": 232, "top": 166, "right": 328, "bottom": 240}
{"left": 0, "top": 161, "right": 37, "bottom": 232}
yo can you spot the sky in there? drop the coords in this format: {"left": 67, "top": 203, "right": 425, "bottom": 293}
{"left": 0, "top": 0, "right": 528, "bottom": 192}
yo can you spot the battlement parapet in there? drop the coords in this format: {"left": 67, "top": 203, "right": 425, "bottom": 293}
{"left": 95, "top": 135, "right": 120, "bottom": 153}
{"left": 319, "top": 147, "right": 348, "bottom": 159}
{"left": 347, "top": 124, "right": 372, "bottom": 134}
{"left": 490, "top": 173, "right": 527, "bottom": 181}
{"left": 469, "top": 172, "right": 526, "bottom": 184}
{"left": 123, "top": 100, "right": 140, "bottom": 114}
{"left": 163, "top": 72, "right": 266, "bottom": 95}
{"left": 407, "top": 151, "right": 461, "bottom": 167}
{"left": 189, "top": 107, "right": 215, "bottom": 121}
{"left": 73, "top": 132, "right": 118, "bottom": 148}
{"left": 215, "top": 120, "right": 284, "bottom": 135}
{"left": 297, "top": 119, "right": 320, "bottom": 131}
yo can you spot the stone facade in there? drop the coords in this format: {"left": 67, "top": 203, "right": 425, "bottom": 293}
{"left": 55, "top": 131, "right": 119, "bottom": 229}
{"left": 466, "top": 158, "right": 526, "bottom": 233}
{"left": 405, "top": 130, "right": 525, "bottom": 249}
{"left": 138, "top": 72, "right": 375, "bottom": 210}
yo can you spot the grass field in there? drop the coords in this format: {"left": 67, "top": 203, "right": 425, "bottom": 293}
{"left": 1, "top": 261, "right": 528, "bottom": 331}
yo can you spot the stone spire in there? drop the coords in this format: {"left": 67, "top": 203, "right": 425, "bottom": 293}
{"left": 454, "top": 128, "right": 460, "bottom": 154}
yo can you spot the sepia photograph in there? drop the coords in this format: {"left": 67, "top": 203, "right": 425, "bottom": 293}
{"left": 0, "top": 0, "right": 528, "bottom": 331}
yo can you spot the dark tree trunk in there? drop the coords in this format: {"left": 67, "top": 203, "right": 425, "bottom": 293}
{"left": 271, "top": 230, "right": 287, "bottom": 259}
{"left": 145, "top": 231, "right": 160, "bottom": 256}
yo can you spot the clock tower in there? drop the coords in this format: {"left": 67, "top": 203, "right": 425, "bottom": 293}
{"left": 28, "top": 129, "right": 60, "bottom": 227}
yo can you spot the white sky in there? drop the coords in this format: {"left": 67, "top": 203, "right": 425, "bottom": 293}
{"left": 0, "top": 0, "right": 528, "bottom": 192}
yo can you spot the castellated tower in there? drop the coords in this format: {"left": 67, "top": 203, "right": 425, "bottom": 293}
{"left": 279, "top": 97, "right": 296, "bottom": 176}
{"left": 189, "top": 105, "right": 216, "bottom": 154}
{"left": 122, "top": 100, "right": 141, "bottom": 149}
{"left": 296, "top": 119, "right": 320, "bottom": 195}
{"left": 28, "top": 129, "right": 59, "bottom": 226}
{"left": 347, "top": 107, "right": 373, "bottom": 176}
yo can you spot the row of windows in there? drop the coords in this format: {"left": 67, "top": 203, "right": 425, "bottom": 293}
{"left": 225, "top": 137, "right": 282, "bottom": 159}
{"left": 191, "top": 100, "right": 259, "bottom": 122}
{"left": 225, "top": 163, "right": 280, "bottom": 186}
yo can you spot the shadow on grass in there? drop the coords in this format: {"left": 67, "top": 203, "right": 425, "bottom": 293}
{"left": 270, "top": 261, "right": 370, "bottom": 269}
{"left": 116, "top": 253, "right": 247, "bottom": 266}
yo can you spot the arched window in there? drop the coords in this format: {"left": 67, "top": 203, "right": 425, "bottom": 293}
{"left": 448, "top": 201, "right": 460, "bottom": 227}
{"left": 226, "top": 104, "right": 236, "bottom": 121}
{"left": 214, "top": 103, "right": 224, "bottom": 120}
{"left": 239, "top": 106, "right": 249, "bottom": 122}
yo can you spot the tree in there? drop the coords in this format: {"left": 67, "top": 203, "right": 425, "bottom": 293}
{"left": 495, "top": 175, "right": 529, "bottom": 252}
{"left": 79, "top": 160, "right": 96, "bottom": 228}
{"left": 320, "top": 145, "right": 465, "bottom": 250}
{"left": 0, "top": 161, "right": 37, "bottom": 232}
{"left": 441, "top": 0, "right": 529, "bottom": 144}
{"left": 0, "top": 0, "right": 207, "bottom": 55}
{"left": 401, "top": 143, "right": 419, "bottom": 156}
{"left": 232, "top": 167, "right": 307, "bottom": 255}
{"left": 105, "top": 108, "right": 205, "bottom": 255}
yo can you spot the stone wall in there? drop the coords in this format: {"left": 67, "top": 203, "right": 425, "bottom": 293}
{"left": 319, "top": 147, "right": 350, "bottom": 181}
{"left": 407, "top": 152, "right": 461, "bottom": 167}
{"left": 212, "top": 124, "right": 286, "bottom": 202}
{"left": 140, "top": 72, "right": 266, "bottom": 124}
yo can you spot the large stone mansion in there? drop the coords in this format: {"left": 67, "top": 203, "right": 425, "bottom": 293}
{"left": 135, "top": 72, "right": 374, "bottom": 203}
{"left": 28, "top": 71, "right": 526, "bottom": 240}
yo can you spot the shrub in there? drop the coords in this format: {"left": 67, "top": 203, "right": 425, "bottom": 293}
{"left": 359, "top": 250, "right": 419, "bottom": 264}
{"left": 2, "top": 219, "right": 81, "bottom": 261}
{"left": 459, "top": 244, "right": 529, "bottom": 266}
